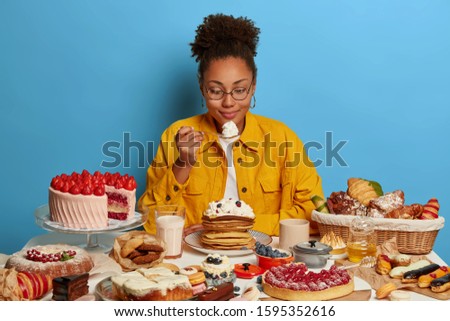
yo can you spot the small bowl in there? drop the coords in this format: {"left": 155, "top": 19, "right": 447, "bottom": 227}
{"left": 255, "top": 248, "right": 294, "bottom": 270}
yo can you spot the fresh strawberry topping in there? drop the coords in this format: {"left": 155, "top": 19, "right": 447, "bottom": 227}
{"left": 50, "top": 170, "right": 136, "bottom": 196}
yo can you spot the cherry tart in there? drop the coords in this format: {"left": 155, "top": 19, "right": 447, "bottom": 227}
{"left": 262, "top": 263, "right": 354, "bottom": 301}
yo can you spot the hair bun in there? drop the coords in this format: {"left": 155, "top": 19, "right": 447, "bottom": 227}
{"left": 191, "top": 14, "right": 260, "bottom": 62}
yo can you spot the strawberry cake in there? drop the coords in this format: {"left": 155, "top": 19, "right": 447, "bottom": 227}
{"left": 49, "top": 170, "right": 136, "bottom": 229}
{"left": 262, "top": 263, "right": 354, "bottom": 301}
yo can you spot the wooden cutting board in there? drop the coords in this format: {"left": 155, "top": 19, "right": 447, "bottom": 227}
{"left": 336, "top": 259, "right": 450, "bottom": 301}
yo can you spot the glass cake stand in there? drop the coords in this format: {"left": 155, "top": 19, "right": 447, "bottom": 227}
{"left": 34, "top": 204, "right": 147, "bottom": 253}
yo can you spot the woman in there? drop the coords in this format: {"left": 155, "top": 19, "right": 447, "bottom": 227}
{"left": 138, "top": 14, "right": 324, "bottom": 236}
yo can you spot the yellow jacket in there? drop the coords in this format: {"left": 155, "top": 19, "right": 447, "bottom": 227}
{"left": 138, "top": 112, "right": 324, "bottom": 236}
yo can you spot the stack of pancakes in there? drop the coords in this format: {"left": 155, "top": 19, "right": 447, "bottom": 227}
{"left": 201, "top": 204, "right": 256, "bottom": 250}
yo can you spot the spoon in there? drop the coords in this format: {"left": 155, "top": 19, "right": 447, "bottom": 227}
{"left": 339, "top": 256, "right": 377, "bottom": 270}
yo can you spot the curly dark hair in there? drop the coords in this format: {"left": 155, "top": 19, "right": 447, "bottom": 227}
{"left": 190, "top": 14, "right": 260, "bottom": 81}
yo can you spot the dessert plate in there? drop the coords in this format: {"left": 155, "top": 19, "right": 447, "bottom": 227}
{"left": 184, "top": 230, "right": 272, "bottom": 257}
{"left": 35, "top": 204, "right": 146, "bottom": 234}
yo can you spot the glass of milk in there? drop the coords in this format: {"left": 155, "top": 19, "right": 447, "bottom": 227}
{"left": 155, "top": 205, "right": 186, "bottom": 259}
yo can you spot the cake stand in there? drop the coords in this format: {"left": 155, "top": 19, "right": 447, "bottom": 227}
{"left": 34, "top": 204, "right": 147, "bottom": 253}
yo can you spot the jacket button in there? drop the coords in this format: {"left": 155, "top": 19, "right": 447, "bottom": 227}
{"left": 165, "top": 195, "right": 171, "bottom": 201}
{"left": 241, "top": 187, "right": 247, "bottom": 193}
{"left": 173, "top": 185, "right": 179, "bottom": 192}
{"left": 234, "top": 142, "right": 240, "bottom": 147}
{"left": 237, "top": 158, "right": 243, "bottom": 163}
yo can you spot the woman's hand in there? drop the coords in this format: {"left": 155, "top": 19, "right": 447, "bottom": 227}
{"left": 175, "top": 126, "right": 204, "bottom": 167}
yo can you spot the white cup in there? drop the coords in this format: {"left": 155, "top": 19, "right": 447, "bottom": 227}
{"left": 155, "top": 205, "right": 185, "bottom": 259}
{"left": 279, "top": 219, "right": 310, "bottom": 251}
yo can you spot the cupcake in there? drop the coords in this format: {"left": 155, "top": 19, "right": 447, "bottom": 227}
{"left": 201, "top": 254, "right": 236, "bottom": 287}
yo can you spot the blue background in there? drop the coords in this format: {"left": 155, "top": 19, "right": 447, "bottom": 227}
{"left": 0, "top": 0, "right": 448, "bottom": 263}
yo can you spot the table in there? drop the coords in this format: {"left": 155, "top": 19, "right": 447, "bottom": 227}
{"left": 22, "top": 231, "right": 448, "bottom": 301}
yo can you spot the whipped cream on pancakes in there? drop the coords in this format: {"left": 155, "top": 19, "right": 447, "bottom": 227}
{"left": 204, "top": 198, "right": 255, "bottom": 219}
{"left": 221, "top": 121, "right": 239, "bottom": 138}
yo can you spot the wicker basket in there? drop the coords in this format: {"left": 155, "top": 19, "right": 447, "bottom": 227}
{"left": 312, "top": 210, "right": 445, "bottom": 255}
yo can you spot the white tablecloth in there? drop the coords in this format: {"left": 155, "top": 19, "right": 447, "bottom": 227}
{"left": 13, "top": 231, "right": 448, "bottom": 301}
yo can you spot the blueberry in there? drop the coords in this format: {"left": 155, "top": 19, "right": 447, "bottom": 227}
{"left": 217, "top": 203, "right": 222, "bottom": 208}
{"left": 220, "top": 272, "right": 228, "bottom": 278}
{"left": 234, "top": 286, "right": 240, "bottom": 292}
{"left": 204, "top": 272, "right": 212, "bottom": 278}
{"left": 207, "top": 256, "right": 214, "bottom": 263}
{"left": 256, "top": 275, "right": 262, "bottom": 284}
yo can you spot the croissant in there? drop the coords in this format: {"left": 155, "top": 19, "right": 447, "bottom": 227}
{"left": 385, "top": 204, "right": 423, "bottom": 219}
{"left": 347, "top": 178, "right": 383, "bottom": 206}
{"left": 419, "top": 198, "right": 439, "bottom": 219}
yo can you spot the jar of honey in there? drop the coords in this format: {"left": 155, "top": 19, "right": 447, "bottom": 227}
{"left": 347, "top": 216, "right": 377, "bottom": 263}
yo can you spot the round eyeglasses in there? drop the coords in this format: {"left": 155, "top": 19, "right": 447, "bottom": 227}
{"left": 204, "top": 78, "right": 254, "bottom": 101}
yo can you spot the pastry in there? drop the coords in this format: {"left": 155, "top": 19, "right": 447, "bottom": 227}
{"left": 389, "top": 290, "right": 411, "bottom": 301}
{"left": 311, "top": 195, "right": 329, "bottom": 213}
{"left": 385, "top": 204, "right": 424, "bottom": 219}
{"left": 366, "top": 190, "right": 404, "bottom": 218}
{"left": 390, "top": 254, "right": 411, "bottom": 267}
{"left": 0, "top": 268, "right": 53, "bottom": 301}
{"left": 110, "top": 231, "right": 166, "bottom": 271}
{"left": 5, "top": 244, "right": 94, "bottom": 280}
{"left": 49, "top": 170, "right": 136, "bottom": 228}
{"left": 52, "top": 273, "right": 89, "bottom": 301}
{"left": 262, "top": 263, "right": 354, "bottom": 301}
{"left": 197, "top": 282, "right": 235, "bottom": 301}
{"left": 347, "top": 178, "right": 383, "bottom": 206}
{"left": 418, "top": 266, "right": 450, "bottom": 288}
{"left": 111, "top": 267, "right": 192, "bottom": 301}
{"left": 419, "top": 198, "right": 440, "bottom": 220}
{"left": 389, "top": 260, "right": 430, "bottom": 279}
{"left": 430, "top": 274, "right": 450, "bottom": 293}
{"left": 327, "top": 191, "right": 366, "bottom": 215}
{"left": 376, "top": 282, "right": 397, "bottom": 299}
{"left": 402, "top": 263, "right": 440, "bottom": 283}
{"left": 375, "top": 254, "right": 392, "bottom": 275}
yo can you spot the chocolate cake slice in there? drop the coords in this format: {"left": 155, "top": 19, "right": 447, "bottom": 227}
{"left": 52, "top": 273, "right": 89, "bottom": 301}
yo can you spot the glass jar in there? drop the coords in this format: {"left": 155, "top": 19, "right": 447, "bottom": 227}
{"left": 347, "top": 216, "right": 377, "bottom": 263}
